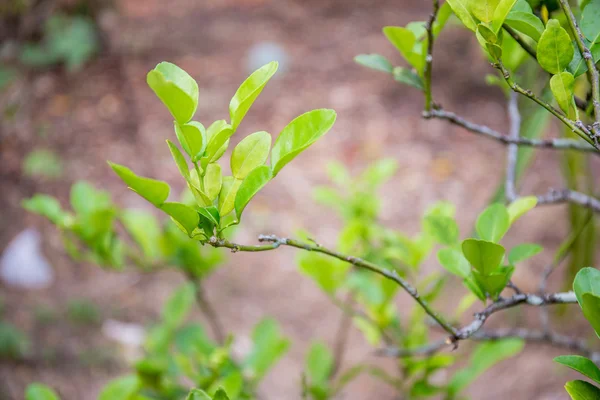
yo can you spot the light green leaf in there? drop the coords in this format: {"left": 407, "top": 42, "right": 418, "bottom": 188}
{"left": 244, "top": 318, "right": 290, "bottom": 383}
{"left": 70, "top": 181, "right": 111, "bottom": 216}
{"left": 147, "top": 62, "right": 198, "bottom": 124}
{"left": 581, "top": 293, "right": 600, "bottom": 337}
{"left": 424, "top": 215, "right": 459, "bottom": 245}
{"left": 234, "top": 166, "right": 272, "bottom": 219}
{"left": 230, "top": 61, "right": 278, "bottom": 130}
{"left": 25, "top": 383, "right": 60, "bottom": 400}
{"left": 213, "top": 388, "right": 231, "bottom": 400}
{"left": 473, "top": 265, "right": 514, "bottom": 299}
{"left": 354, "top": 54, "right": 393, "bottom": 73}
{"left": 507, "top": 196, "right": 537, "bottom": 224}
{"left": 492, "top": 0, "right": 518, "bottom": 33}
{"left": 550, "top": 72, "right": 576, "bottom": 117}
{"left": 109, "top": 162, "right": 170, "bottom": 207}
{"left": 121, "top": 210, "right": 161, "bottom": 260}
{"left": 271, "top": 109, "right": 336, "bottom": 177}
{"left": 382, "top": 27, "right": 424, "bottom": 72}
{"left": 568, "top": 42, "right": 600, "bottom": 77}
{"left": 231, "top": 131, "right": 272, "bottom": 179}
{"left": 508, "top": 243, "right": 542, "bottom": 264}
{"left": 486, "top": 42, "right": 503, "bottom": 59}
{"left": 167, "top": 139, "right": 190, "bottom": 180}
{"left": 505, "top": 11, "right": 544, "bottom": 42}
{"left": 446, "top": 0, "right": 478, "bottom": 31}
{"left": 565, "top": 380, "right": 600, "bottom": 400}
{"left": 306, "top": 341, "right": 334, "bottom": 385}
{"left": 219, "top": 176, "right": 242, "bottom": 217}
{"left": 204, "top": 163, "right": 222, "bottom": 200}
{"left": 160, "top": 202, "right": 199, "bottom": 236}
{"left": 205, "top": 120, "right": 234, "bottom": 162}
{"left": 555, "top": 355, "right": 600, "bottom": 385}
{"left": 162, "top": 283, "right": 196, "bottom": 329}
{"left": 393, "top": 67, "right": 424, "bottom": 90}
{"left": 478, "top": 24, "right": 499, "bottom": 43}
{"left": 174, "top": 121, "right": 206, "bottom": 161}
{"left": 437, "top": 248, "right": 471, "bottom": 278}
{"left": 22, "top": 194, "right": 70, "bottom": 226}
{"left": 98, "top": 375, "right": 140, "bottom": 400}
{"left": 581, "top": 0, "right": 600, "bottom": 44}
{"left": 469, "top": 0, "right": 501, "bottom": 23}
{"left": 537, "top": 19, "right": 575, "bottom": 74}
{"left": 476, "top": 203, "right": 510, "bottom": 242}
{"left": 462, "top": 238, "right": 505, "bottom": 276}
{"left": 186, "top": 389, "right": 212, "bottom": 400}
{"left": 573, "top": 267, "right": 600, "bottom": 306}
{"left": 298, "top": 252, "right": 349, "bottom": 294}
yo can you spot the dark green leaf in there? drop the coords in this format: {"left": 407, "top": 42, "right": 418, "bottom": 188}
{"left": 581, "top": 0, "right": 600, "bottom": 44}
{"left": 581, "top": 293, "right": 600, "bottom": 337}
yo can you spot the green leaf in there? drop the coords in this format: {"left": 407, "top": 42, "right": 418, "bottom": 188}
{"left": 230, "top": 61, "right": 278, "bottom": 130}
{"left": 25, "top": 383, "right": 60, "bottom": 400}
{"left": 507, "top": 196, "right": 537, "bottom": 224}
{"left": 354, "top": 54, "right": 393, "bottom": 73}
{"left": 234, "top": 166, "right": 272, "bottom": 219}
{"left": 491, "top": 0, "right": 519, "bottom": 33}
{"left": 382, "top": 27, "right": 424, "bottom": 72}
{"left": 554, "top": 355, "right": 600, "bottom": 385}
{"left": 204, "top": 163, "right": 222, "bottom": 200}
{"left": 462, "top": 239, "right": 505, "bottom": 275}
{"left": 473, "top": 265, "right": 514, "bottom": 299}
{"left": 573, "top": 267, "right": 600, "bottom": 306}
{"left": 205, "top": 120, "right": 234, "bottom": 162}
{"left": 298, "top": 252, "right": 349, "bottom": 294}
{"left": 568, "top": 42, "right": 600, "bottom": 77}
{"left": 581, "top": 0, "right": 600, "bottom": 44}
{"left": 424, "top": 215, "right": 459, "bottom": 245}
{"left": 244, "top": 318, "right": 290, "bottom": 383}
{"left": 162, "top": 283, "right": 195, "bottom": 329}
{"left": 437, "top": 248, "right": 471, "bottom": 278}
{"left": 70, "top": 181, "right": 111, "bottom": 216}
{"left": 565, "top": 380, "right": 600, "bottom": 400}
{"left": 23, "top": 149, "right": 63, "bottom": 179}
{"left": 537, "top": 19, "right": 575, "bottom": 74}
{"left": 505, "top": 11, "right": 544, "bottom": 42}
{"left": 175, "top": 121, "right": 206, "bottom": 161}
{"left": 109, "top": 162, "right": 170, "bottom": 207}
{"left": 219, "top": 176, "right": 242, "bottom": 217}
{"left": 160, "top": 202, "right": 199, "bottom": 236}
{"left": 231, "top": 131, "right": 272, "bottom": 179}
{"left": 446, "top": 0, "right": 478, "bottom": 31}
{"left": 581, "top": 293, "right": 600, "bottom": 337}
{"left": 393, "top": 67, "right": 424, "bottom": 90}
{"left": 550, "top": 71, "right": 576, "bottom": 117}
{"left": 271, "top": 109, "right": 336, "bottom": 177}
{"left": 508, "top": 243, "right": 543, "bottom": 264}
{"left": 478, "top": 24, "right": 499, "bottom": 43}
{"left": 469, "top": 0, "right": 501, "bottom": 23}
{"left": 213, "top": 388, "right": 231, "bottom": 400}
{"left": 167, "top": 139, "right": 190, "bottom": 180}
{"left": 306, "top": 341, "right": 334, "bottom": 385}
{"left": 147, "top": 62, "right": 198, "bottom": 124}
{"left": 186, "top": 389, "right": 212, "bottom": 400}
{"left": 476, "top": 203, "right": 510, "bottom": 242}
{"left": 98, "top": 375, "right": 140, "bottom": 400}
{"left": 121, "top": 211, "right": 161, "bottom": 260}
{"left": 199, "top": 206, "right": 220, "bottom": 227}
{"left": 463, "top": 275, "right": 487, "bottom": 300}
{"left": 486, "top": 42, "right": 503, "bottom": 59}
{"left": 22, "top": 194, "right": 70, "bottom": 226}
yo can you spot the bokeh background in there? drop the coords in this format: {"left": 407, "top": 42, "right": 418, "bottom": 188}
{"left": 1, "top": 0, "right": 597, "bottom": 398}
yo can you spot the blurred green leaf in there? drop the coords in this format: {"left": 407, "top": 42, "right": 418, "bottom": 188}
{"left": 244, "top": 318, "right": 290, "bottom": 383}
{"left": 98, "top": 375, "right": 140, "bottom": 400}
{"left": 25, "top": 383, "right": 60, "bottom": 400}
{"left": 508, "top": 243, "right": 542, "bottom": 264}
{"left": 354, "top": 54, "right": 393, "bottom": 73}
{"left": 437, "top": 248, "right": 471, "bottom": 278}
{"left": 581, "top": 0, "right": 600, "bottom": 43}
{"left": 306, "top": 342, "right": 334, "bottom": 385}
{"left": 162, "top": 283, "right": 196, "bottom": 329}
{"left": 23, "top": 149, "right": 63, "bottom": 179}
{"left": 424, "top": 215, "right": 459, "bottom": 246}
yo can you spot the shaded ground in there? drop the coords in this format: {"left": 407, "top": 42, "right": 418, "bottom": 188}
{"left": 1, "top": 0, "right": 598, "bottom": 398}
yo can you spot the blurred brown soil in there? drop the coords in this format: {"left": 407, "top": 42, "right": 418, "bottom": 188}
{"left": 0, "top": 0, "right": 598, "bottom": 399}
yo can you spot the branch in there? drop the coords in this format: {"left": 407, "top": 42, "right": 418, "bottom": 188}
{"left": 559, "top": 0, "right": 600, "bottom": 136}
{"left": 331, "top": 292, "right": 355, "bottom": 378}
{"left": 208, "top": 235, "right": 458, "bottom": 337}
{"left": 537, "top": 188, "right": 600, "bottom": 213}
{"left": 505, "top": 92, "right": 520, "bottom": 202}
{"left": 193, "top": 280, "right": 226, "bottom": 344}
{"left": 423, "top": 0, "right": 440, "bottom": 112}
{"left": 423, "top": 108, "right": 598, "bottom": 153}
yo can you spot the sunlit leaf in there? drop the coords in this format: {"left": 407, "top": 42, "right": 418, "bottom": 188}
{"left": 230, "top": 61, "right": 278, "bottom": 130}
{"left": 147, "top": 62, "right": 198, "bottom": 124}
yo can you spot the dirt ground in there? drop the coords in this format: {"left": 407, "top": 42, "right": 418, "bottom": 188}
{"left": 0, "top": 0, "right": 598, "bottom": 399}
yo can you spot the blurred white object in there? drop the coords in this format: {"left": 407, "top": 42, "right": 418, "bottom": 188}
{"left": 102, "top": 319, "right": 145, "bottom": 362}
{"left": 0, "top": 228, "right": 54, "bottom": 289}
{"left": 246, "top": 41, "right": 289, "bottom": 74}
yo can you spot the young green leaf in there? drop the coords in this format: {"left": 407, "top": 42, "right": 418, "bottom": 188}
{"left": 437, "top": 248, "right": 471, "bottom": 278}
{"left": 478, "top": 24, "right": 499, "bottom": 44}
{"left": 147, "top": 62, "right": 199, "bottom": 124}
{"left": 167, "top": 139, "right": 190, "bottom": 180}
{"left": 160, "top": 202, "right": 199, "bottom": 236}
{"left": 508, "top": 243, "right": 542, "bottom": 264}
{"left": 198, "top": 206, "right": 220, "bottom": 227}
{"left": 354, "top": 54, "right": 393, "bottom": 73}
{"left": 219, "top": 176, "right": 242, "bottom": 216}
{"left": 473, "top": 265, "right": 514, "bottom": 299}
{"left": 306, "top": 341, "right": 334, "bottom": 385}
{"left": 462, "top": 239, "right": 505, "bottom": 275}
{"left": 174, "top": 121, "right": 206, "bottom": 161}
{"left": 446, "top": 0, "right": 478, "bottom": 31}
{"left": 491, "top": 0, "right": 519, "bottom": 33}
{"left": 162, "top": 283, "right": 195, "bottom": 329}
{"left": 25, "top": 383, "right": 60, "bottom": 400}
{"left": 554, "top": 355, "right": 600, "bottom": 385}
{"left": 298, "top": 252, "right": 350, "bottom": 294}
{"left": 424, "top": 215, "right": 460, "bottom": 245}
{"left": 573, "top": 267, "right": 600, "bottom": 305}
{"left": 244, "top": 318, "right": 290, "bottom": 383}
{"left": 109, "top": 162, "right": 170, "bottom": 207}
{"left": 213, "top": 388, "right": 231, "bottom": 400}
{"left": 271, "top": 109, "right": 336, "bottom": 177}
{"left": 469, "top": 0, "right": 501, "bottom": 23}
{"left": 393, "top": 67, "right": 424, "bottom": 90}
{"left": 70, "top": 181, "right": 111, "bottom": 216}
{"left": 98, "top": 375, "right": 140, "bottom": 400}
{"left": 204, "top": 163, "right": 222, "bottom": 200}
{"left": 564, "top": 380, "right": 600, "bottom": 400}
{"left": 234, "top": 165, "right": 272, "bottom": 219}
{"left": 382, "top": 27, "right": 424, "bottom": 73}
{"left": 22, "top": 194, "right": 70, "bottom": 226}
{"left": 537, "top": 20, "right": 575, "bottom": 74}
{"left": 230, "top": 61, "right": 278, "bottom": 130}
{"left": 231, "top": 131, "right": 272, "bottom": 179}
{"left": 186, "top": 389, "right": 212, "bottom": 400}
{"left": 205, "top": 120, "right": 234, "bottom": 162}
{"left": 463, "top": 275, "right": 487, "bottom": 301}
{"left": 476, "top": 203, "right": 510, "bottom": 243}
{"left": 550, "top": 71, "right": 576, "bottom": 117}
{"left": 505, "top": 11, "right": 544, "bottom": 42}
{"left": 581, "top": 0, "right": 600, "bottom": 44}
{"left": 507, "top": 196, "right": 537, "bottom": 224}
{"left": 121, "top": 210, "right": 161, "bottom": 260}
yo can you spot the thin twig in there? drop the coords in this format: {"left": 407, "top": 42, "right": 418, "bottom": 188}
{"left": 559, "top": 0, "right": 600, "bottom": 136}
{"left": 423, "top": 0, "right": 439, "bottom": 112}
{"left": 423, "top": 108, "right": 598, "bottom": 153}
{"left": 208, "top": 235, "right": 459, "bottom": 337}
{"left": 505, "top": 92, "right": 520, "bottom": 202}
{"left": 537, "top": 188, "right": 600, "bottom": 213}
